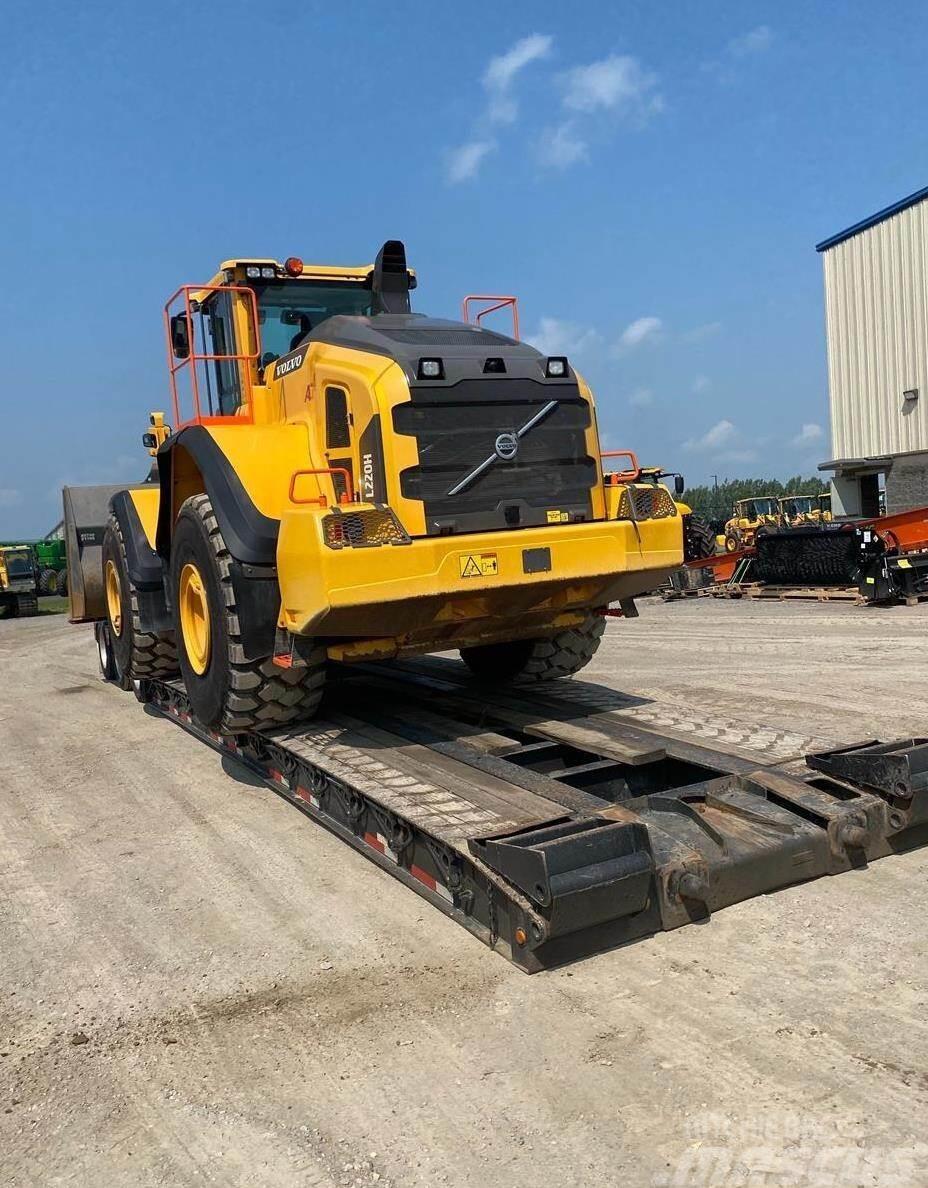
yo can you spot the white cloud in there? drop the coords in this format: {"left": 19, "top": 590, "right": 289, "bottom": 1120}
{"left": 525, "top": 316, "right": 600, "bottom": 358}
{"left": 484, "top": 33, "right": 552, "bottom": 123}
{"left": 684, "top": 419, "right": 737, "bottom": 451}
{"left": 628, "top": 388, "right": 653, "bottom": 408}
{"left": 0, "top": 489, "right": 22, "bottom": 508}
{"left": 728, "top": 26, "right": 773, "bottom": 57}
{"left": 445, "top": 140, "right": 496, "bottom": 183}
{"left": 792, "top": 422, "right": 824, "bottom": 447}
{"left": 561, "top": 54, "right": 662, "bottom": 118}
{"left": 692, "top": 375, "right": 711, "bottom": 394}
{"left": 618, "top": 315, "right": 662, "bottom": 350}
{"left": 683, "top": 321, "right": 722, "bottom": 343}
{"left": 537, "top": 121, "right": 588, "bottom": 169}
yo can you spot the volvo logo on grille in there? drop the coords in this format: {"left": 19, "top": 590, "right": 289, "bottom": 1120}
{"left": 494, "top": 432, "right": 519, "bottom": 461}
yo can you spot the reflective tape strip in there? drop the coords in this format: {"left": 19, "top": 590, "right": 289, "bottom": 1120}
{"left": 364, "top": 831, "right": 399, "bottom": 864}
{"left": 410, "top": 862, "right": 453, "bottom": 903}
{"left": 294, "top": 785, "right": 321, "bottom": 809}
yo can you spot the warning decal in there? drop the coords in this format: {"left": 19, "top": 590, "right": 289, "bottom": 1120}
{"left": 459, "top": 552, "right": 499, "bottom": 578}
{"left": 546, "top": 509, "right": 569, "bottom": 523}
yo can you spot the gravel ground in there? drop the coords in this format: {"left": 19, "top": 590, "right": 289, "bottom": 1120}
{"left": 2, "top": 599, "right": 928, "bottom": 1187}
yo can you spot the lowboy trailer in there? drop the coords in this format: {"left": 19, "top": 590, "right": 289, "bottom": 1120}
{"left": 98, "top": 632, "right": 928, "bottom": 972}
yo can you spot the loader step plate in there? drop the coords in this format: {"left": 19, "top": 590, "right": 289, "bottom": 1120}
{"left": 139, "top": 661, "right": 928, "bottom": 972}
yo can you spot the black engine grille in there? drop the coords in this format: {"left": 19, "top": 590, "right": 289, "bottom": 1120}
{"left": 393, "top": 379, "right": 595, "bottom": 534}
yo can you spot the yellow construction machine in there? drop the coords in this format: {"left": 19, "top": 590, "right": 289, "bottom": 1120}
{"left": 723, "top": 496, "right": 780, "bottom": 552}
{"left": 777, "top": 494, "right": 833, "bottom": 527}
{"left": 0, "top": 545, "right": 39, "bottom": 617}
{"left": 64, "top": 242, "right": 685, "bottom": 733}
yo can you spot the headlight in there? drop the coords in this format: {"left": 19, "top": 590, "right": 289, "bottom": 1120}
{"left": 417, "top": 358, "right": 444, "bottom": 380}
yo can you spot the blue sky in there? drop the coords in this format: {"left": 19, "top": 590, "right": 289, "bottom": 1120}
{"left": 2, "top": 1, "right": 927, "bottom": 536}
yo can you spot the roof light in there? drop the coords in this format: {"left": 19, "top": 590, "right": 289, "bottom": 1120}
{"left": 546, "top": 356, "right": 568, "bottom": 378}
{"left": 417, "top": 358, "right": 444, "bottom": 380}
{"left": 245, "top": 266, "right": 261, "bottom": 279}
{"left": 260, "top": 266, "right": 276, "bottom": 278}
{"left": 284, "top": 256, "right": 304, "bottom": 277}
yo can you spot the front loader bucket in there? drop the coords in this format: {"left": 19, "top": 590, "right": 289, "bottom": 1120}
{"left": 62, "top": 485, "right": 127, "bottom": 622}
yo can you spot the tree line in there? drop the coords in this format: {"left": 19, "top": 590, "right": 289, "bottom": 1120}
{"left": 680, "top": 476, "right": 829, "bottom": 525}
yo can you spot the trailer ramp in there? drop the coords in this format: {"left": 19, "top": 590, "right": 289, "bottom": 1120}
{"left": 131, "top": 655, "right": 928, "bottom": 972}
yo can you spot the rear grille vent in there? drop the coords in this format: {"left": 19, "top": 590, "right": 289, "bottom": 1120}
{"left": 394, "top": 379, "right": 595, "bottom": 533}
{"left": 323, "top": 508, "right": 411, "bottom": 550}
{"left": 616, "top": 485, "right": 678, "bottom": 521}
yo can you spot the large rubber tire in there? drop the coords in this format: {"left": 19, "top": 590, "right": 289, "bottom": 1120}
{"left": 171, "top": 494, "right": 325, "bottom": 733}
{"left": 95, "top": 620, "right": 118, "bottom": 681}
{"left": 58, "top": 569, "right": 68, "bottom": 596}
{"left": 682, "top": 514, "right": 716, "bottom": 563}
{"left": 14, "top": 594, "right": 38, "bottom": 617}
{"left": 724, "top": 529, "right": 742, "bottom": 553}
{"left": 38, "top": 568, "right": 56, "bottom": 596}
{"left": 460, "top": 613, "right": 606, "bottom": 684}
{"left": 102, "top": 514, "right": 178, "bottom": 683}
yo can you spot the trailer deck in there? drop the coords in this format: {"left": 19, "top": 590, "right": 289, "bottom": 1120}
{"left": 130, "top": 651, "right": 928, "bottom": 972}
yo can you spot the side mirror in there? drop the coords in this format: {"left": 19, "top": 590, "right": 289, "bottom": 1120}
{"left": 142, "top": 432, "right": 157, "bottom": 449}
{"left": 170, "top": 313, "right": 191, "bottom": 359}
{"left": 674, "top": 474, "right": 685, "bottom": 496}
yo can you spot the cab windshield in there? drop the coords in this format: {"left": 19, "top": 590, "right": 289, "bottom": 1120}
{"left": 252, "top": 280, "right": 374, "bottom": 364}
{"left": 5, "top": 550, "right": 32, "bottom": 577}
{"left": 784, "top": 497, "right": 814, "bottom": 514}
{"left": 749, "top": 499, "right": 778, "bottom": 516}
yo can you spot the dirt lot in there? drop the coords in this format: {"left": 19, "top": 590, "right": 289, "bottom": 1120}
{"left": 3, "top": 598, "right": 928, "bottom": 1187}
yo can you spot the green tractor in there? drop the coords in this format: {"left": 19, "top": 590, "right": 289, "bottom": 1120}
{"left": 0, "top": 545, "right": 39, "bottom": 617}
{"left": 32, "top": 536, "right": 68, "bottom": 595}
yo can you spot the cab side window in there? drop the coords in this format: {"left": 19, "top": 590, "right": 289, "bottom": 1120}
{"left": 201, "top": 290, "right": 242, "bottom": 416}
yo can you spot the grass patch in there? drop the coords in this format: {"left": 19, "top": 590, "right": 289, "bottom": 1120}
{"left": 38, "top": 596, "right": 69, "bottom": 615}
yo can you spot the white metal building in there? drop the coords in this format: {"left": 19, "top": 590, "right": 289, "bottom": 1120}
{"left": 817, "top": 185, "right": 928, "bottom": 516}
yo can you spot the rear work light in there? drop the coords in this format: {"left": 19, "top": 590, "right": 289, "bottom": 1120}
{"left": 284, "top": 256, "right": 304, "bottom": 276}
{"left": 545, "top": 356, "right": 568, "bottom": 377}
{"left": 245, "top": 265, "right": 277, "bottom": 279}
{"left": 483, "top": 357, "right": 506, "bottom": 373}
{"left": 417, "top": 358, "right": 444, "bottom": 380}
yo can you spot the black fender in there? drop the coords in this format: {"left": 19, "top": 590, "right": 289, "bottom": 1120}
{"left": 155, "top": 425, "right": 279, "bottom": 566}
{"left": 108, "top": 489, "right": 172, "bottom": 634}
{"left": 155, "top": 427, "right": 282, "bottom": 661}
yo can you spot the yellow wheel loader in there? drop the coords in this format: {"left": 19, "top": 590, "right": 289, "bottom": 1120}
{"left": 723, "top": 496, "right": 780, "bottom": 552}
{"left": 0, "top": 546, "right": 39, "bottom": 617}
{"left": 777, "top": 494, "right": 833, "bottom": 527}
{"left": 64, "top": 241, "right": 684, "bottom": 733}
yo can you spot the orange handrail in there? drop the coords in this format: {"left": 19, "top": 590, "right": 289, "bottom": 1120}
{"left": 163, "top": 284, "right": 260, "bottom": 429}
{"left": 289, "top": 468, "right": 353, "bottom": 507}
{"left": 461, "top": 294, "right": 520, "bottom": 341}
{"left": 601, "top": 450, "right": 642, "bottom": 484}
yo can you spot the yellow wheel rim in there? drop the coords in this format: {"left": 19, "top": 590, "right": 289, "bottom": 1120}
{"left": 105, "top": 559, "right": 122, "bottom": 636}
{"left": 179, "top": 562, "right": 211, "bottom": 676}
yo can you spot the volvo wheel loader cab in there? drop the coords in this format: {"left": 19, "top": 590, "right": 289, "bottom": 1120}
{"left": 723, "top": 497, "right": 780, "bottom": 552}
{"left": 65, "top": 241, "right": 685, "bottom": 734}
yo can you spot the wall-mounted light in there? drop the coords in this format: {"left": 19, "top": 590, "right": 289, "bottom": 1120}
{"left": 903, "top": 388, "right": 919, "bottom": 402}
